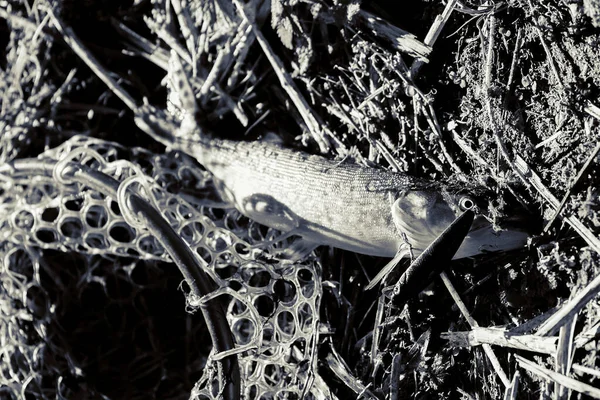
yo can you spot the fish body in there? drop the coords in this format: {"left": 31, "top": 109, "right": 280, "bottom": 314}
{"left": 136, "top": 112, "right": 529, "bottom": 260}
{"left": 190, "top": 136, "right": 418, "bottom": 257}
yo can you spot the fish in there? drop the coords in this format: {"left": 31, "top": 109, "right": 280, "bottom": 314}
{"left": 136, "top": 109, "right": 529, "bottom": 267}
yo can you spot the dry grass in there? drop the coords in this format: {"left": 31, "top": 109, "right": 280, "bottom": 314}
{"left": 1, "top": 0, "right": 600, "bottom": 399}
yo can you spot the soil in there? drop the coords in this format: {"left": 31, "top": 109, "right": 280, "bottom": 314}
{"left": 1, "top": 0, "right": 600, "bottom": 399}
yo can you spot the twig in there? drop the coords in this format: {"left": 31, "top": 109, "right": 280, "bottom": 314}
{"left": 370, "top": 289, "right": 389, "bottom": 369}
{"left": 573, "top": 364, "right": 600, "bottom": 379}
{"left": 233, "top": 0, "right": 342, "bottom": 154}
{"left": 328, "top": 91, "right": 405, "bottom": 171}
{"left": 50, "top": 68, "right": 78, "bottom": 106}
{"left": 442, "top": 327, "right": 558, "bottom": 355}
{"left": 503, "top": 371, "right": 520, "bottom": 400}
{"left": 454, "top": 1, "right": 498, "bottom": 16}
{"left": 440, "top": 271, "right": 511, "bottom": 387}
{"left": 450, "top": 128, "right": 489, "bottom": 167}
{"left": 555, "top": 316, "right": 577, "bottom": 400}
{"left": 508, "top": 306, "right": 559, "bottom": 335}
{"left": 226, "top": 22, "right": 255, "bottom": 89}
{"left": 196, "top": 69, "right": 249, "bottom": 126}
{"left": 420, "top": 102, "right": 464, "bottom": 176}
{"left": 355, "top": 10, "right": 431, "bottom": 60}
{"left": 513, "top": 155, "right": 600, "bottom": 254}
{"left": 0, "top": 7, "right": 53, "bottom": 38}
{"left": 456, "top": 388, "right": 476, "bottom": 399}
{"left": 390, "top": 353, "right": 403, "bottom": 400}
{"left": 226, "top": 0, "right": 270, "bottom": 90}
{"left": 324, "top": 344, "right": 378, "bottom": 400}
{"left": 483, "top": 15, "right": 495, "bottom": 96}
{"left": 534, "top": 273, "right": 600, "bottom": 337}
{"left": 388, "top": 55, "right": 464, "bottom": 176}
{"left": 170, "top": 0, "right": 199, "bottom": 64}
{"left": 113, "top": 20, "right": 249, "bottom": 126}
{"left": 145, "top": 16, "right": 194, "bottom": 65}
{"left": 574, "top": 320, "right": 600, "bottom": 348}
{"left": 213, "top": 0, "right": 235, "bottom": 23}
{"left": 449, "top": 124, "right": 531, "bottom": 209}
{"left": 47, "top": 8, "right": 137, "bottom": 111}
{"left": 515, "top": 355, "right": 600, "bottom": 399}
{"left": 533, "top": 25, "right": 565, "bottom": 92}
{"left": 411, "top": 0, "right": 459, "bottom": 77}
{"left": 505, "top": 28, "right": 522, "bottom": 92}
{"left": 199, "top": 44, "right": 229, "bottom": 106}
{"left": 423, "top": 0, "right": 459, "bottom": 49}
{"left": 481, "top": 15, "right": 530, "bottom": 188}
{"left": 544, "top": 140, "right": 600, "bottom": 232}
{"left": 372, "top": 138, "right": 405, "bottom": 172}
{"left": 534, "top": 128, "right": 567, "bottom": 150}
{"left": 510, "top": 156, "right": 600, "bottom": 336}
{"left": 112, "top": 18, "right": 170, "bottom": 70}
{"left": 584, "top": 100, "right": 600, "bottom": 121}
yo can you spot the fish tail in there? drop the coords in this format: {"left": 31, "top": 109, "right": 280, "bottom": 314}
{"left": 134, "top": 50, "right": 212, "bottom": 162}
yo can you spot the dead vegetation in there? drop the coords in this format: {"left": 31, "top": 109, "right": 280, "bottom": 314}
{"left": 1, "top": 0, "right": 600, "bottom": 399}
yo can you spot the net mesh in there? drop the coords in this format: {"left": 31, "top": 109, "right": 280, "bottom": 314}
{"left": 0, "top": 135, "right": 328, "bottom": 399}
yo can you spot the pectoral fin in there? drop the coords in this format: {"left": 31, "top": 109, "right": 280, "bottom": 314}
{"left": 240, "top": 194, "right": 299, "bottom": 232}
{"left": 276, "top": 237, "right": 320, "bottom": 261}
{"left": 365, "top": 245, "right": 411, "bottom": 290}
{"left": 179, "top": 183, "right": 232, "bottom": 209}
{"left": 241, "top": 194, "right": 317, "bottom": 260}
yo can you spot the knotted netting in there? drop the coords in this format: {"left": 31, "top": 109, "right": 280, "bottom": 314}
{"left": 0, "top": 135, "right": 329, "bottom": 399}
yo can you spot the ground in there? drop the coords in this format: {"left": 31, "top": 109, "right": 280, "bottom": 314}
{"left": 1, "top": 0, "right": 600, "bottom": 399}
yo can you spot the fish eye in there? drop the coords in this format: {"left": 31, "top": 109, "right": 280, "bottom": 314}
{"left": 459, "top": 196, "right": 475, "bottom": 211}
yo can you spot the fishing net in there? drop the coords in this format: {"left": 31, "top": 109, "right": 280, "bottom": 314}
{"left": 0, "top": 135, "right": 329, "bottom": 399}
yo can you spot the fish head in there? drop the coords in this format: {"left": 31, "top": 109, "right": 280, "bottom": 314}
{"left": 391, "top": 188, "right": 531, "bottom": 259}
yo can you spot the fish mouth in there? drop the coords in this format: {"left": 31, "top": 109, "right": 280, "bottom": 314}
{"left": 453, "top": 213, "right": 533, "bottom": 259}
{"left": 391, "top": 190, "right": 534, "bottom": 259}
